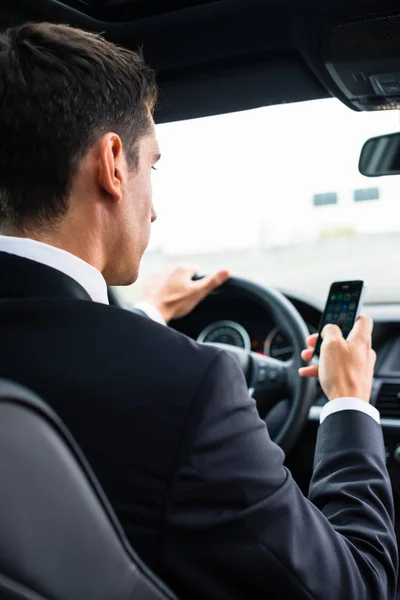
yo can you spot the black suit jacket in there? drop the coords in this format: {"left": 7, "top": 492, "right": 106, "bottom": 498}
{"left": 0, "top": 251, "right": 397, "bottom": 600}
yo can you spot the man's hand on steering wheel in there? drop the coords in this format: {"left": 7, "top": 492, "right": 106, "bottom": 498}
{"left": 139, "top": 266, "right": 230, "bottom": 322}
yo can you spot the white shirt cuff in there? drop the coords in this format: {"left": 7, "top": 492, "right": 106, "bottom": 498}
{"left": 320, "top": 397, "right": 380, "bottom": 425}
{"left": 134, "top": 301, "right": 167, "bottom": 326}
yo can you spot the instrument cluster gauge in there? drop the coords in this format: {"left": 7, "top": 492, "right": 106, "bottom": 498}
{"left": 264, "top": 324, "right": 317, "bottom": 361}
{"left": 264, "top": 327, "right": 293, "bottom": 361}
{"left": 197, "top": 320, "right": 251, "bottom": 351}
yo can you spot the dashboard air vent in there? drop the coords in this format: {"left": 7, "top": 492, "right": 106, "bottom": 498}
{"left": 376, "top": 383, "right": 400, "bottom": 418}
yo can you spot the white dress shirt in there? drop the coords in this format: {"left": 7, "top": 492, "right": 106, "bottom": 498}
{"left": 0, "top": 234, "right": 380, "bottom": 425}
{"left": 134, "top": 300, "right": 167, "bottom": 325}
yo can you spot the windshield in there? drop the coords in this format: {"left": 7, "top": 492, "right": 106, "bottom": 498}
{"left": 117, "top": 98, "right": 400, "bottom": 305}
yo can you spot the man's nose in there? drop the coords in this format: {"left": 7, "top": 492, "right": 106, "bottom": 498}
{"left": 151, "top": 206, "right": 157, "bottom": 223}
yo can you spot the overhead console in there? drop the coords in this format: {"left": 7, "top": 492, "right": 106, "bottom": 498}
{"left": 324, "top": 11, "right": 400, "bottom": 111}
{"left": 54, "top": 0, "right": 219, "bottom": 21}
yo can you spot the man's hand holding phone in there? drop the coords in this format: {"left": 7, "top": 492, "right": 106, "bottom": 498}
{"left": 299, "top": 316, "right": 376, "bottom": 403}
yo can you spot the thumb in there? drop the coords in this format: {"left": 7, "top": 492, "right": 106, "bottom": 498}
{"left": 347, "top": 314, "right": 373, "bottom": 344}
{"left": 195, "top": 269, "right": 230, "bottom": 294}
{"left": 321, "top": 323, "right": 343, "bottom": 342}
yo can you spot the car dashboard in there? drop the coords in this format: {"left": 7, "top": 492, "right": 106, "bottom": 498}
{"left": 170, "top": 290, "right": 321, "bottom": 361}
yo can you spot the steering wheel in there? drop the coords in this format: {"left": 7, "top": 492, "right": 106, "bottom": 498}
{"left": 196, "top": 276, "right": 316, "bottom": 454}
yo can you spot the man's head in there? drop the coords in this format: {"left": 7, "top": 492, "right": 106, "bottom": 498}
{"left": 0, "top": 22, "right": 159, "bottom": 284}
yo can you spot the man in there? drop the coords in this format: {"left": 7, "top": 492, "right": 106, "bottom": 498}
{"left": 0, "top": 22, "right": 396, "bottom": 600}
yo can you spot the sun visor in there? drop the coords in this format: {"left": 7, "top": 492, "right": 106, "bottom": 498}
{"left": 324, "top": 12, "right": 400, "bottom": 111}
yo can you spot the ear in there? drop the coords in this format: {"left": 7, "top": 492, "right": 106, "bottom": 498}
{"left": 97, "top": 133, "right": 125, "bottom": 202}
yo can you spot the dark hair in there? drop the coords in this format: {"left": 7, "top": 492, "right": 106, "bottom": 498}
{"left": 0, "top": 22, "right": 157, "bottom": 229}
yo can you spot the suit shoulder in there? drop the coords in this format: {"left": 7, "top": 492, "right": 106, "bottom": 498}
{"left": 4, "top": 298, "right": 223, "bottom": 396}
{"left": 88, "top": 302, "right": 222, "bottom": 378}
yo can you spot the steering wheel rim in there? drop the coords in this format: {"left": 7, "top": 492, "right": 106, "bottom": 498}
{"left": 202, "top": 276, "right": 316, "bottom": 454}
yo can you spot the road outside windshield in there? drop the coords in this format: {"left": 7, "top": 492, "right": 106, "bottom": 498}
{"left": 117, "top": 98, "right": 400, "bottom": 305}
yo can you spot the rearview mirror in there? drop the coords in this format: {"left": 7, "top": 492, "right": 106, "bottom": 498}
{"left": 359, "top": 132, "right": 400, "bottom": 177}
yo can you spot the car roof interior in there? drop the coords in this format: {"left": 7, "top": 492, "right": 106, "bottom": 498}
{"left": 4, "top": 0, "right": 400, "bottom": 124}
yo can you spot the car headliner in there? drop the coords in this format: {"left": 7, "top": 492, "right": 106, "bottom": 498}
{"left": 3, "top": 0, "right": 400, "bottom": 122}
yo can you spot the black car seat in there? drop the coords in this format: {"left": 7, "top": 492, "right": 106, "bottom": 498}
{"left": 0, "top": 379, "right": 177, "bottom": 600}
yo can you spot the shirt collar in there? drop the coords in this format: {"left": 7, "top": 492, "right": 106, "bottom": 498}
{"left": 0, "top": 235, "right": 109, "bottom": 304}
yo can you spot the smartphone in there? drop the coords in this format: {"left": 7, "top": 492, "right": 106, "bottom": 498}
{"left": 314, "top": 280, "right": 365, "bottom": 357}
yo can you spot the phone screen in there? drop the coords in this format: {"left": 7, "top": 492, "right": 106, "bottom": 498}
{"left": 314, "top": 280, "right": 364, "bottom": 357}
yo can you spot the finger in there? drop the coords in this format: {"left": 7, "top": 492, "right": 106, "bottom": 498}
{"left": 321, "top": 323, "right": 343, "bottom": 341}
{"left": 347, "top": 314, "right": 373, "bottom": 343}
{"left": 301, "top": 348, "right": 315, "bottom": 362}
{"left": 306, "top": 333, "right": 318, "bottom": 348}
{"left": 371, "top": 348, "right": 377, "bottom": 368}
{"left": 298, "top": 365, "right": 319, "bottom": 378}
{"left": 196, "top": 269, "right": 230, "bottom": 294}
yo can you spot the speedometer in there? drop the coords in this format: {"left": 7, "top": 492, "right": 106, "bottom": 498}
{"left": 197, "top": 320, "right": 251, "bottom": 350}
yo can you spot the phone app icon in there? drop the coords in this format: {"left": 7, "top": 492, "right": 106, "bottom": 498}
{"left": 338, "top": 312, "right": 347, "bottom": 322}
{"left": 349, "top": 302, "right": 356, "bottom": 310}
{"left": 331, "top": 294, "right": 336, "bottom": 301}
{"left": 342, "top": 304, "right": 349, "bottom": 312}
{"left": 352, "top": 292, "right": 359, "bottom": 300}
{"left": 344, "top": 293, "right": 351, "bottom": 301}
{"left": 342, "top": 324, "right": 351, "bottom": 333}
{"left": 327, "top": 304, "right": 334, "bottom": 313}
{"left": 334, "top": 304, "right": 341, "bottom": 312}
{"left": 326, "top": 313, "right": 333, "bottom": 321}
{"left": 346, "top": 312, "right": 354, "bottom": 323}
{"left": 337, "top": 293, "right": 343, "bottom": 300}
